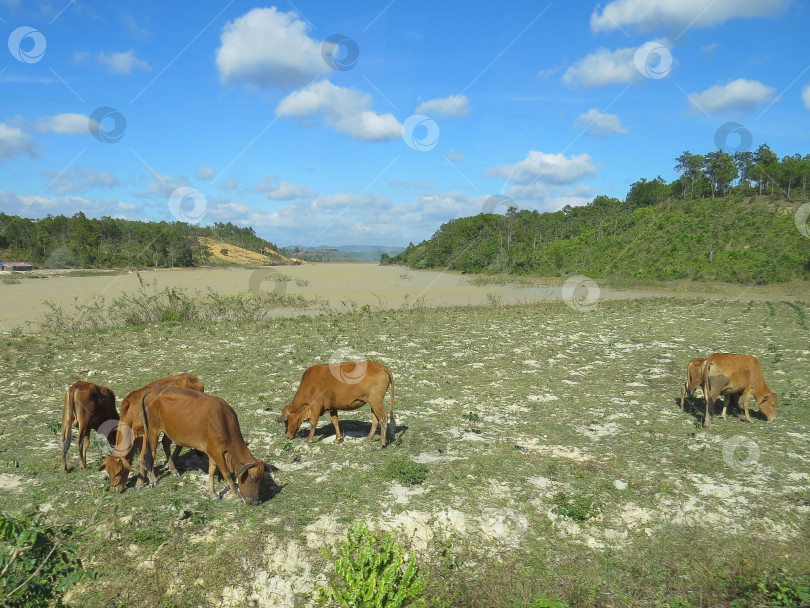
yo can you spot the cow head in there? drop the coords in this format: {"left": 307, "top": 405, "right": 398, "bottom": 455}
{"left": 235, "top": 461, "right": 265, "bottom": 505}
{"left": 101, "top": 454, "right": 132, "bottom": 493}
{"left": 758, "top": 392, "right": 778, "bottom": 421}
{"left": 277, "top": 404, "right": 308, "bottom": 439}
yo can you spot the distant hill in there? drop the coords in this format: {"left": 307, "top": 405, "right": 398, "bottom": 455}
{"left": 198, "top": 238, "right": 302, "bottom": 265}
{"left": 391, "top": 195, "right": 810, "bottom": 284}
{"left": 283, "top": 245, "right": 405, "bottom": 263}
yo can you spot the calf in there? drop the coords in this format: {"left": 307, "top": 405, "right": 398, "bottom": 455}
{"left": 680, "top": 357, "right": 707, "bottom": 409}
{"left": 101, "top": 373, "right": 204, "bottom": 492}
{"left": 278, "top": 360, "right": 395, "bottom": 448}
{"left": 702, "top": 353, "right": 778, "bottom": 427}
{"left": 60, "top": 381, "right": 117, "bottom": 471}
{"left": 140, "top": 386, "right": 267, "bottom": 504}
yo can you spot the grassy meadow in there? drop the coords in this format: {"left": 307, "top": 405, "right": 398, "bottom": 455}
{"left": 1, "top": 293, "right": 809, "bottom": 607}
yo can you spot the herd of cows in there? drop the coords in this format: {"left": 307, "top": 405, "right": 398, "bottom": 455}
{"left": 59, "top": 353, "right": 776, "bottom": 506}
{"left": 59, "top": 360, "right": 395, "bottom": 505}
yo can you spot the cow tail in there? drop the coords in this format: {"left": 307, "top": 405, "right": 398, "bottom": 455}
{"left": 141, "top": 390, "right": 154, "bottom": 475}
{"left": 61, "top": 386, "right": 76, "bottom": 461}
{"left": 386, "top": 366, "right": 396, "bottom": 439}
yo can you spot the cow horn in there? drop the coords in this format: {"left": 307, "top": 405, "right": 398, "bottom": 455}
{"left": 235, "top": 462, "right": 257, "bottom": 478}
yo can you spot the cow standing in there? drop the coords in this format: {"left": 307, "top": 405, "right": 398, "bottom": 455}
{"left": 278, "top": 360, "right": 395, "bottom": 448}
{"left": 60, "top": 381, "right": 117, "bottom": 471}
{"left": 102, "top": 373, "right": 204, "bottom": 492}
{"left": 702, "top": 353, "right": 778, "bottom": 427}
{"left": 140, "top": 386, "right": 268, "bottom": 504}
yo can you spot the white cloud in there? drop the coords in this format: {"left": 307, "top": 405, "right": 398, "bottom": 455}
{"left": 35, "top": 113, "right": 90, "bottom": 135}
{"left": 254, "top": 176, "right": 316, "bottom": 200}
{"left": 136, "top": 169, "right": 191, "bottom": 199}
{"left": 276, "top": 80, "right": 402, "bottom": 141}
{"left": 573, "top": 108, "right": 628, "bottom": 136}
{"left": 197, "top": 166, "right": 216, "bottom": 180}
{"left": 415, "top": 95, "right": 470, "bottom": 117}
{"left": 562, "top": 46, "right": 641, "bottom": 87}
{"left": 591, "top": 0, "right": 787, "bottom": 32}
{"left": 41, "top": 167, "right": 120, "bottom": 195}
{"left": 97, "top": 50, "right": 151, "bottom": 74}
{"left": 219, "top": 177, "right": 239, "bottom": 191}
{"left": 446, "top": 149, "right": 465, "bottom": 162}
{"left": 216, "top": 7, "right": 330, "bottom": 88}
{"left": 688, "top": 78, "right": 776, "bottom": 113}
{"left": 802, "top": 85, "right": 810, "bottom": 110}
{"left": 0, "top": 123, "right": 40, "bottom": 160}
{"left": 484, "top": 151, "right": 602, "bottom": 185}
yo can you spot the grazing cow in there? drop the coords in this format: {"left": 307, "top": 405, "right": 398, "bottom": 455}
{"left": 680, "top": 357, "right": 707, "bottom": 409}
{"left": 702, "top": 353, "right": 778, "bottom": 427}
{"left": 101, "top": 373, "right": 204, "bottom": 493}
{"left": 60, "top": 381, "right": 118, "bottom": 471}
{"left": 278, "top": 360, "right": 395, "bottom": 449}
{"left": 140, "top": 386, "right": 268, "bottom": 504}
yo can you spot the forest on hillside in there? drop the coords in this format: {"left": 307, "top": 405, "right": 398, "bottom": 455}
{"left": 389, "top": 145, "right": 810, "bottom": 284}
{"left": 0, "top": 214, "right": 281, "bottom": 268}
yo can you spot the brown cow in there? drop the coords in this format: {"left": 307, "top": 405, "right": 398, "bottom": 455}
{"left": 680, "top": 357, "right": 707, "bottom": 409}
{"left": 278, "top": 360, "right": 395, "bottom": 448}
{"left": 702, "top": 353, "right": 778, "bottom": 427}
{"left": 101, "top": 373, "right": 204, "bottom": 492}
{"left": 60, "top": 381, "right": 118, "bottom": 471}
{"left": 140, "top": 386, "right": 268, "bottom": 504}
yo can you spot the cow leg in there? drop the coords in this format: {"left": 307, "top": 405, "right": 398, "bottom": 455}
{"left": 307, "top": 409, "right": 322, "bottom": 443}
{"left": 369, "top": 400, "right": 388, "bottom": 448}
{"left": 741, "top": 388, "right": 752, "bottom": 422}
{"left": 141, "top": 431, "right": 160, "bottom": 487}
{"left": 704, "top": 393, "right": 713, "bottom": 427}
{"left": 208, "top": 458, "right": 222, "bottom": 501}
{"left": 60, "top": 393, "right": 74, "bottom": 471}
{"left": 366, "top": 410, "right": 379, "bottom": 441}
{"left": 161, "top": 435, "right": 181, "bottom": 477}
{"left": 330, "top": 411, "right": 343, "bottom": 444}
{"left": 209, "top": 453, "right": 241, "bottom": 502}
{"left": 680, "top": 382, "right": 687, "bottom": 409}
{"left": 78, "top": 426, "right": 90, "bottom": 469}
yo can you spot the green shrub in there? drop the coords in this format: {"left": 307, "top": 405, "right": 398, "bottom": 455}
{"left": 383, "top": 457, "right": 429, "bottom": 486}
{"left": 550, "top": 492, "right": 599, "bottom": 522}
{"left": 318, "top": 522, "right": 425, "bottom": 608}
{"left": 0, "top": 510, "right": 92, "bottom": 608}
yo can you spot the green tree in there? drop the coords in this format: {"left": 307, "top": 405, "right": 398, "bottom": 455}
{"left": 675, "top": 151, "right": 706, "bottom": 199}
{"left": 705, "top": 150, "right": 737, "bottom": 197}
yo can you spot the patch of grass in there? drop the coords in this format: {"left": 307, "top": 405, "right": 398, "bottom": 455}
{"left": 550, "top": 492, "right": 599, "bottom": 522}
{"left": 383, "top": 456, "right": 429, "bottom": 486}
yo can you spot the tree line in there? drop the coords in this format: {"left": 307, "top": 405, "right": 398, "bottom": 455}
{"left": 389, "top": 146, "right": 810, "bottom": 284}
{"left": 0, "top": 213, "right": 281, "bottom": 268}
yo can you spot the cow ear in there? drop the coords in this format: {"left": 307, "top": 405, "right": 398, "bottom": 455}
{"left": 98, "top": 462, "right": 107, "bottom": 471}
{"left": 235, "top": 462, "right": 257, "bottom": 478}
{"left": 120, "top": 457, "right": 132, "bottom": 471}
{"left": 277, "top": 412, "right": 288, "bottom": 423}
{"left": 265, "top": 461, "right": 280, "bottom": 473}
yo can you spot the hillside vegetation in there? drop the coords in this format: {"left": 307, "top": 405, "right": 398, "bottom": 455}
{"left": 0, "top": 214, "right": 285, "bottom": 268}
{"left": 391, "top": 145, "right": 810, "bottom": 284}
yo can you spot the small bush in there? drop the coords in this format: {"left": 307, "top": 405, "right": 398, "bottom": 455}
{"left": 0, "top": 510, "right": 92, "bottom": 608}
{"left": 318, "top": 522, "right": 425, "bottom": 608}
{"left": 383, "top": 457, "right": 429, "bottom": 486}
{"left": 550, "top": 492, "right": 599, "bottom": 522}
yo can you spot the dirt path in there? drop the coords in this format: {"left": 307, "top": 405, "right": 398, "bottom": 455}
{"left": 0, "top": 264, "right": 807, "bottom": 331}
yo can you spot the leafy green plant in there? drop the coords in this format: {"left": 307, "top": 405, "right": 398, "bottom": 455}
{"left": 736, "top": 570, "right": 810, "bottom": 607}
{"left": 318, "top": 522, "right": 425, "bottom": 608}
{"left": 527, "top": 593, "right": 569, "bottom": 608}
{"left": 461, "top": 412, "right": 481, "bottom": 423}
{"left": 550, "top": 492, "right": 599, "bottom": 522}
{"left": 382, "top": 457, "right": 429, "bottom": 486}
{"left": 0, "top": 510, "right": 92, "bottom": 608}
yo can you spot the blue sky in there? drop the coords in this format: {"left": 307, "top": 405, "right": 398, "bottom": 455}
{"left": 1, "top": 0, "right": 808, "bottom": 247}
